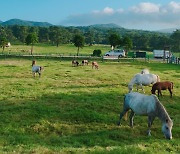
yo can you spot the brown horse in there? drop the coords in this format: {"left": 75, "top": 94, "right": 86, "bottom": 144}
{"left": 92, "top": 61, "right": 98, "bottom": 69}
{"left": 151, "top": 81, "right": 173, "bottom": 98}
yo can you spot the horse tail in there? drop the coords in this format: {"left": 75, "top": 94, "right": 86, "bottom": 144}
{"left": 123, "top": 94, "right": 128, "bottom": 121}
{"left": 171, "top": 82, "right": 173, "bottom": 89}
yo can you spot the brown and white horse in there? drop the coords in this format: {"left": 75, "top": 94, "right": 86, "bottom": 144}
{"left": 82, "top": 60, "right": 88, "bottom": 65}
{"left": 92, "top": 61, "right": 98, "bottom": 69}
{"left": 72, "top": 60, "right": 79, "bottom": 67}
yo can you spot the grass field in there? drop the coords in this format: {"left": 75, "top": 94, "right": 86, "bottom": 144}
{"left": 0, "top": 57, "right": 179, "bottom": 153}
{"left": 3, "top": 44, "right": 111, "bottom": 56}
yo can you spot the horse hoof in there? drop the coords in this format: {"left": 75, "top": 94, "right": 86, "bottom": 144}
{"left": 117, "top": 121, "right": 121, "bottom": 126}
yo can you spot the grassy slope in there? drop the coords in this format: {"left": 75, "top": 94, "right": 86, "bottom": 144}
{"left": 0, "top": 58, "right": 179, "bottom": 153}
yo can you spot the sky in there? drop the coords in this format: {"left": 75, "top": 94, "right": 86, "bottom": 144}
{"left": 0, "top": 0, "right": 180, "bottom": 30}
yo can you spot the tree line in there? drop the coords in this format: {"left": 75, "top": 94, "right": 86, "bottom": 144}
{"left": 0, "top": 25, "right": 179, "bottom": 54}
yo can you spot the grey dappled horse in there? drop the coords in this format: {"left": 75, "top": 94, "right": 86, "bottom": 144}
{"left": 118, "top": 92, "right": 173, "bottom": 139}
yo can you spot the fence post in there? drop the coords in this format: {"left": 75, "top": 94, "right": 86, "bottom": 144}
{"left": 102, "top": 56, "right": 104, "bottom": 63}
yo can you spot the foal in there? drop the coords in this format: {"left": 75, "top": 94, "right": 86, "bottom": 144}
{"left": 151, "top": 81, "right": 173, "bottom": 98}
{"left": 72, "top": 60, "right": 79, "bottom": 67}
{"left": 32, "top": 60, "right": 43, "bottom": 77}
{"left": 92, "top": 61, "right": 98, "bottom": 69}
{"left": 82, "top": 60, "right": 88, "bottom": 65}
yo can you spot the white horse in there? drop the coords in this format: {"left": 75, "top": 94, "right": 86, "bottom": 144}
{"left": 141, "top": 68, "right": 149, "bottom": 74}
{"left": 128, "top": 73, "right": 160, "bottom": 93}
{"left": 117, "top": 92, "right": 173, "bottom": 139}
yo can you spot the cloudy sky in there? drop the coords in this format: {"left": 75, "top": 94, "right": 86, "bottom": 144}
{"left": 1, "top": 0, "right": 180, "bottom": 30}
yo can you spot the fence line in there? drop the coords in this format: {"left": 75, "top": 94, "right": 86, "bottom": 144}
{"left": 0, "top": 53, "right": 179, "bottom": 65}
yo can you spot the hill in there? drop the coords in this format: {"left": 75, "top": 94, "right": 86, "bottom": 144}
{"left": 1, "top": 19, "right": 52, "bottom": 27}
{"left": 89, "top": 23, "right": 123, "bottom": 29}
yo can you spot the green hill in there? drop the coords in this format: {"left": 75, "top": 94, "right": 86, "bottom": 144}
{"left": 1, "top": 19, "right": 52, "bottom": 27}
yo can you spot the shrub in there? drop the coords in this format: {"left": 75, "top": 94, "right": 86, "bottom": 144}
{"left": 92, "top": 49, "right": 102, "bottom": 57}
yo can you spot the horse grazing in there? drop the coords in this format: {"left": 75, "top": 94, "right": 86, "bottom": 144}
{"left": 141, "top": 68, "right": 149, "bottom": 74}
{"left": 72, "top": 60, "right": 79, "bottom": 67}
{"left": 92, "top": 61, "right": 98, "bottom": 69}
{"left": 117, "top": 92, "right": 173, "bottom": 139}
{"left": 32, "top": 60, "right": 43, "bottom": 77}
{"left": 151, "top": 81, "right": 173, "bottom": 98}
{"left": 128, "top": 73, "right": 160, "bottom": 93}
{"left": 82, "top": 60, "right": 88, "bottom": 65}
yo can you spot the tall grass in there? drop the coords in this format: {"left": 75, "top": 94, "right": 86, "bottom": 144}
{"left": 0, "top": 58, "right": 179, "bottom": 153}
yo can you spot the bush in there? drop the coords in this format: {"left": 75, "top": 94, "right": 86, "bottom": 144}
{"left": 92, "top": 49, "right": 102, "bottom": 57}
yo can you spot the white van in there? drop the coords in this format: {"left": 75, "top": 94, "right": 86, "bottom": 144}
{"left": 104, "top": 49, "right": 125, "bottom": 57}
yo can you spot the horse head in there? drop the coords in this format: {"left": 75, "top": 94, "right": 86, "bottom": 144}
{"left": 128, "top": 84, "right": 133, "bottom": 93}
{"left": 162, "top": 119, "right": 173, "bottom": 140}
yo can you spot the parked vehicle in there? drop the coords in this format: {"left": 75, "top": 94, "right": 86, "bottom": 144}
{"left": 153, "top": 50, "right": 171, "bottom": 58}
{"left": 104, "top": 49, "right": 125, "bottom": 57}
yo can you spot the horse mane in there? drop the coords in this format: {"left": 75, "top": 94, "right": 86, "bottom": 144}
{"left": 153, "top": 95, "right": 172, "bottom": 124}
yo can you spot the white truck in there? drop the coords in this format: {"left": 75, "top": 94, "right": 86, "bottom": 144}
{"left": 153, "top": 50, "right": 171, "bottom": 58}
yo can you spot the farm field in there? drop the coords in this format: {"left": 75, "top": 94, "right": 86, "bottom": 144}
{"left": 0, "top": 58, "right": 179, "bottom": 153}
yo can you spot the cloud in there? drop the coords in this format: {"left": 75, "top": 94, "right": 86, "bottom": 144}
{"left": 130, "top": 2, "right": 160, "bottom": 13}
{"left": 103, "top": 7, "right": 114, "bottom": 14}
{"left": 60, "top": 1, "right": 180, "bottom": 30}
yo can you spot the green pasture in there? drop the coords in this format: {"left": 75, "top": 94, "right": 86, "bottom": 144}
{"left": 3, "top": 44, "right": 111, "bottom": 56}
{"left": 0, "top": 57, "right": 179, "bottom": 153}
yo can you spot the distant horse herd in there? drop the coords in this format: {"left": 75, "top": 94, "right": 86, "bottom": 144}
{"left": 31, "top": 60, "right": 174, "bottom": 139}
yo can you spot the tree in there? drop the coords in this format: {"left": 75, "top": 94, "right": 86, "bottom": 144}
{"left": 122, "top": 36, "right": 133, "bottom": 54}
{"left": 25, "top": 33, "right": 38, "bottom": 55}
{"left": 73, "top": 34, "right": 85, "bottom": 56}
{"left": 0, "top": 37, "right": 8, "bottom": 53}
{"left": 85, "top": 29, "right": 95, "bottom": 46}
{"left": 171, "top": 29, "right": 180, "bottom": 52}
{"left": 108, "top": 33, "right": 121, "bottom": 49}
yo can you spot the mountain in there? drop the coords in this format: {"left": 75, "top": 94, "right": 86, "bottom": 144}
{"left": 89, "top": 23, "right": 123, "bottom": 29}
{"left": 0, "top": 20, "right": 2, "bottom": 23}
{"left": 1, "top": 19, "right": 52, "bottom": 27}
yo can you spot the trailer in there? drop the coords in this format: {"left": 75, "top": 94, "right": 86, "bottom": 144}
{"left": 153, "top": 50, "right": 170, "bottom": 58}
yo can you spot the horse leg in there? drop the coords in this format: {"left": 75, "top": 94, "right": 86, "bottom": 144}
{"left": 140, "top": 84, "right": 145, "bottom": 93}
{"left": 129, "top": 110, "right": 135, "bottom": 128}
{"left": 158, "top": 90, "right": 160, "bottom": 97}
{"left": 168, "top": 88, "right": 172, "bottom": 98}
{"left": 147, "top": 116, "right": 155, "bottom": 136}
{"left": 160, "top": 90, "right": 162, "bottom": 97}
{"left": 136, "top": 84, "right": 139, "bottom": 91}
{"left": 117, "top": 108, "right": 129, "bottom": 126}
